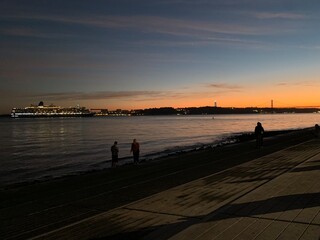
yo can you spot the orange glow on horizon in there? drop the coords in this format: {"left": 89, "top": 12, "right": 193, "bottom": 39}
{"left": 98, "top": 87, "right": 320, "bottom": 110}
{"left": 87, "top": 95, "right": 320, "bottom": 111}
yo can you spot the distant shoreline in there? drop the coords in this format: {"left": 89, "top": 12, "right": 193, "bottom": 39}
{"left": 2, "top": 105, "right": 320, "bottom": 117}
{"left": 1, "top": 111, "right": 319, "bottom": 118}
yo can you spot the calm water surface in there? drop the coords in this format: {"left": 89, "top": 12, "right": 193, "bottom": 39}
{"left": 0, "top": 114, "right": 319, "bottom": 186}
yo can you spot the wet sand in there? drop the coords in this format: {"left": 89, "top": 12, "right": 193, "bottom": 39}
{"left": 0, "top": 127, "right": 316, "bottom": 239}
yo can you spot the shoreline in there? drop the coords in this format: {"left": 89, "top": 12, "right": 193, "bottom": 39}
{"left": 1, "top": 126, "right": 314, "bottom": 190}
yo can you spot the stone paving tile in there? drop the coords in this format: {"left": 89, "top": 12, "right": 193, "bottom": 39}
{"left": 169, "top": 150, "right": 320, "bottom": 240}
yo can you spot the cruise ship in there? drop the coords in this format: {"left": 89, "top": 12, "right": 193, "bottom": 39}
{"left": 11, "top": 101, "right": 95, "bottom": 118}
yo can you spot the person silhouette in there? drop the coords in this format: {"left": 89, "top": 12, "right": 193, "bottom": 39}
{"left": 111, "top": 141, "right": 119, "bottom": 167}
{"left": 255, "top": 122, "right": 264, "bottom": 148}
{"left": 130, "top": 139, "right": 140, "bottom": 164}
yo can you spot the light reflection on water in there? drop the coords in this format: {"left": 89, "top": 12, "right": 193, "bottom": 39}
{"left": 0, "top": 113, "right": 319, "bottom": 186}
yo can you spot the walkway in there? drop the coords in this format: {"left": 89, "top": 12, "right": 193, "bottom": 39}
{"left": 31, "top": 139, "right": 320, "bottom": 240}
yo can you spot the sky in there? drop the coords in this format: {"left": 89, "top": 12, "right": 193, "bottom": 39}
{"left": 1, "top": 0, "right": 320, "bottom": 114}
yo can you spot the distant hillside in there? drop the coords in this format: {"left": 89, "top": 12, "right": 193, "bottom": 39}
{"left": 131, "top": 107, "right": 320, "bottom": 116}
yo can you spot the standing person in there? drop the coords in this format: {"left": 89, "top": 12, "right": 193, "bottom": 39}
{"left": 255, "top": 122, "right": 264, "bottom": 148}
{"left": 130, "top": 139, "right": 140, "bottom": 164}
{"left": 111, "top": 141, "right": 119, "bottom": 167}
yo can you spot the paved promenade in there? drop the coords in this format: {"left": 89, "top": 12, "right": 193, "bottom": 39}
{"left": 31, "top": 139, "right": 320, "bottom": 240}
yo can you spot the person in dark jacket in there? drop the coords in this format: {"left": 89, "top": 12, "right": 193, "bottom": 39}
{"left": 130, "top": 139, "right": 140, "bottom": 164}
{"left": 255, "top": 122, "right": 264, "bottom": 148}
{"left": 111, "top": 141, "right": 119, "bottom": 167}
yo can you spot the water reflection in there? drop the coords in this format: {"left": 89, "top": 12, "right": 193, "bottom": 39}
{"left": 0, "top": 114, "right": 319, "bottom": 185}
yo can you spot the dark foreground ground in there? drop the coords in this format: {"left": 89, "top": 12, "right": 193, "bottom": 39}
{"left": 0, "top": 127, "right": 317, "bottom": 239}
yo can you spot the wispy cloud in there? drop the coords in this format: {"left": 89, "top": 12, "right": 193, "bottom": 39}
{"left": 30, "top": 91, "right": 167, "bottom": 101}
{"left": 1, "top": 12, "right": 300, "bottom": 51}
{"left": 0, "top": 27, "right": 75, "bottom": 39}
{"left": 296, "top": 44, "right": 320, "bottom": 50}
{"left": 207, "top": 83, "right": 243, "bottom": 90}
{"left": 276, "top": 80, "right": 319, "bottom": 87}
{"left": 134, "top": 36, "right": 269, "bottom": 49}
{"left": 0, "top": 15, "right": 282, "bottom": 53}
{"left": 2, "top": 14, "right": 288, "bottom": 37}
{"left": 253, "top": 12, "right": 305, "bottom": 20}
{"left": 25, "top": 89, "right": 235, "bottom": 103}
{"left": 156, "top": 0, "right": 259, "bottom": 6}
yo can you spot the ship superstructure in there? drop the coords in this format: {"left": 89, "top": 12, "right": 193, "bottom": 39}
{"left": 11, "top": 101, "right": 94, "bottom": 118}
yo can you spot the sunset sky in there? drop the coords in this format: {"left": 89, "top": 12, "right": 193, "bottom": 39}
{"left": 1, "top": 0, "right": 320, "bottom": 114}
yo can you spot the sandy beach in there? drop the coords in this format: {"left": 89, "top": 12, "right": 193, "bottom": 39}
{"left": 0, "top": 127, "right": 318, "bottom": 239}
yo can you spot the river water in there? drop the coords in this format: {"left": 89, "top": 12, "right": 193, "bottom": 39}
{"left": 0, "top": 113, "right": 319, "bottom": 186}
